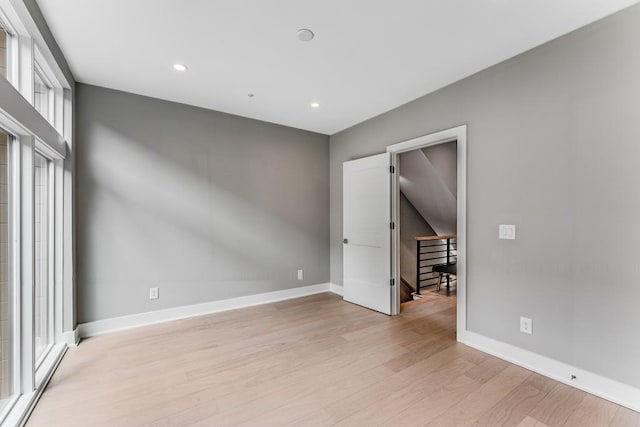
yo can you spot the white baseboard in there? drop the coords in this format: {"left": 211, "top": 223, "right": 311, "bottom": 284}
{"left": 458, "top": 330, "right": 640, "bottom": 413}
{"left": 329, "top": 283, "right": 343, "bottom": 296}
{"left": 78, "top": 283, "right": 336, "bottom": 339}
{"left": 63, "top": 328, "right": 79, "bottom": 347}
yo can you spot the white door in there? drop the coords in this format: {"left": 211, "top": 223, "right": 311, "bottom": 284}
{"left": 343, "top": 152, "right": 392, "bottom": 315}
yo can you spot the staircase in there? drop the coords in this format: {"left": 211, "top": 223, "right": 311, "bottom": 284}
{"left": 400, "top": 276, "right": 415, "bottom": 303}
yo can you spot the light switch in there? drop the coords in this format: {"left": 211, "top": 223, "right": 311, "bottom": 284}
{"left": 499, "top": 224, "right": 516, "bottom": 240}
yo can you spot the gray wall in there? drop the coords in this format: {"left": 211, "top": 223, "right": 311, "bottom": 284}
{"left": 76, "top": 84, "right": 329, "bottom": 323}
{"left": 423, "top": 142, "right": 457, "bottom": 198}
{"left": 399, "top": 142, "right": 458, "bottom": 235}
{"left": 330, "top": 4, "right": 640, "bottom": 388}
{"left": 399, "top": 192, "right": 435, "bottom": 291}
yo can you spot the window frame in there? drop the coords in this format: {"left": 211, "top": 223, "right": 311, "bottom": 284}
{"left": 0, "top": 0, "right": 72, "bottom": 423}
{"left": 0, "top": 9, "right": 19, "bottom": 86}
{"left": 34, "top": 47, "right": 64, "bottom": 133}
{"left": 33, "top": 63, "right": 54, "bottom": 124}
{"left": 33, "top": 149, "right": 55, "bottom": 370}
{"left": 0, "top": 128, "right": 20, "bottom": 422}
{"left": 0, "top": 130, "right": 67, "bottom": 426}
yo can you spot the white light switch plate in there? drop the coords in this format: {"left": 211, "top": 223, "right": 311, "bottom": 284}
{"left": 499, "top": 224, "right": 516, "bottom": 240}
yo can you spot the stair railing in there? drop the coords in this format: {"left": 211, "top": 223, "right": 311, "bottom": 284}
{"left": 415, "top": 235, "right": 457, "bottom": 294}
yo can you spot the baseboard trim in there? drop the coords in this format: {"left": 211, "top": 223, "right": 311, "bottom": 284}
{"left": 62, "top": 328, "right": 79, "bottom": 347}
{"left": 329, "top": 283, "right": 343, "bottom": 296}
{"left": 458, "top": 330, "right": 640, "bottom": 413}
{"left": 78, "top": 283, "right": 335, "bottom": 339}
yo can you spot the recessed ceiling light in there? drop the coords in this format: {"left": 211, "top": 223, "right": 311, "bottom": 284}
{"left": 297, "top": 29, "right": 314, "bottom": 42}
{"left": 310, "top": 102, "right": 320, "bottom": 108}
{"left": 173, "top": 63, "right": 188, "bottom": 72}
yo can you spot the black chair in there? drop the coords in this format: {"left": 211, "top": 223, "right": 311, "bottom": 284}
{"left": 433, "top": 263, "right": 457, "bottom": 292}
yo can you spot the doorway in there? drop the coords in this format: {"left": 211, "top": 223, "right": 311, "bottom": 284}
{"left": 388, "top": 125, "right": 467, "bottom": 334}
{"left": 341, "top": 125, "right": 467, "bottom": 330}
{"left": 396, "top": 140, "right": 458, "bottom": 311}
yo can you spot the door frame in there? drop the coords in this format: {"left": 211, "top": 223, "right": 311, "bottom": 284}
{"left": 386, "top": 125, "right": 467, "bottom": 334}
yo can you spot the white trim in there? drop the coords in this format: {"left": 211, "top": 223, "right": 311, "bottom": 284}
{"left": 4, "top": 0, "right": 73, "bottom": 90}
{"left": 1, "top": 343, "right": 66, "bottom": 427}
{"left": 0, "top": 76, "right": 67, "bottom": 158}
{"left": 0, "top": 0, "right": 24, "bottom": 88}
{"left": 386, "top": 124, "right": 467, "bottom": 328}
{"left": 2, "top": 128, "right": 22, "bottom": 427}
{"left": 329, "top": 283, "right": 343, "bottom": 296}
{"left": 19, "top": 136, "right": 35, "bottom": 394}
{"left": 389, "top": 153, "right": 399, "bottom": 315}
{"left": 458, "top": 330, "right": 640, "bottom": 413}
{"left": 386, "top": 126, "right": 463, "bottom": 154}
{"left": 53, "top": 159, "right": 64, "bottom": 345}
{"left": 33, "top": 59, "right": 54, "bottom": 124}
{"left": 78, "top": 283, "right": 335, "bottom": 338}
{"left": 62, "top": 328, "right": 78, "bottom": 347}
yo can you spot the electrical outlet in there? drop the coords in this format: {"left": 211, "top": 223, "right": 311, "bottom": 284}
{"left": 297, "top": 269, "right": 304, "bottom": 281}
{"left": 149, "top": 287, "right": 159, "bottom": 300}
{"left": 520, "top": 316, "right": 532, "bottom": 335}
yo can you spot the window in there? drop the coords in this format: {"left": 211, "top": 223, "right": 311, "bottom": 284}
{"left": 34, "top": 152, "right": 52, "bottom": 364}
{"left": 0, "top": 24, "right": 7, "bottom": 79}
{"left": 0, "top": 130, "right": 15, "bottom": 415}
{"left": 34, "top": 66, "right": 53, "bottom": 123}
{"left": 0, "top": 2, "right": 72, "bottom": 424}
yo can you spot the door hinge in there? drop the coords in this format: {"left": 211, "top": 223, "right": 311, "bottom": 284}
{"left": 390, "top": 165, "right": 395, "bottom": 173}
{"left": 390, "top": 278, "right": 395, "bottom": 287}
{"left": 390, "top": 222, "right": 395, "bottom": 230}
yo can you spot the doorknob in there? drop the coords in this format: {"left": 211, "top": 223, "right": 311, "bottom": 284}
{"left": 343, "top": 238, "right": 349, "bottom": 244}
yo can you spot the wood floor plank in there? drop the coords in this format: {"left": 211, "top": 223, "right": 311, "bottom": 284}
{"left": 528, "top": 383, "right": 588, "bottom": 427}
{"left": 333, "top": 358, "right": 476, "bottom": 426}
{"left": 464, "top": 356, "right": 510, "bottom": 384}
{"left": 392, "top": 373, "right": 482, "bottom": 427}
{"left": 471, "top": 383, "right": 550, "bottom": 427}
{"left": 518, "top": 416, "right": 551, "bottom": 427}
{"left": 310, "top": 344, "right": 469, "bottom": 424}
{"left": 610, "top": 405, "right": 640, "bottom": 427}
{"left": 425, "top": 364, "right": 533, "bottom": 427}
{"left": 523, "top": 372, "right": 559, "bottom": 394}
{"left": 233, "top": 364, "right": 395, "bottom": 427}
{"left": 562, "top": 394, "right": 625, "bottom": 427}
{"left": 159, "top": 339, "right": 408, "bottom": 426}
{"left": 25, "top": 291, "right": 640, "bottom": 427}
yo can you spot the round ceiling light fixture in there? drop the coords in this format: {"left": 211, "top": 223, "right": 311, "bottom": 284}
{"left": 310, "top": 101, "right": 320, "bottom": 108}
{"left": 297, "top": 28, "right": 315, "bottom": 42}
{"left": 173, "top": 63, "right": 188, "bottom": 72}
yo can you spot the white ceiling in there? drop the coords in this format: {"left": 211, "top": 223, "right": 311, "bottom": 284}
{"left": 38, "top": 0, "right": 639, "bottom": 135}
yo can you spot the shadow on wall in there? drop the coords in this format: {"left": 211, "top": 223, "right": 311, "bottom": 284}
{"left": 399, "top": 142, "right": 457, "bottom": 235}
{"left": 76, "top": 84, "right": 330, "bottom": 323}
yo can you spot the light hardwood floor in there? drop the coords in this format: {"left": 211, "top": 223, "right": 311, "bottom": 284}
{"left": 27, "top": 292, "right": 639, "bottom": 426}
